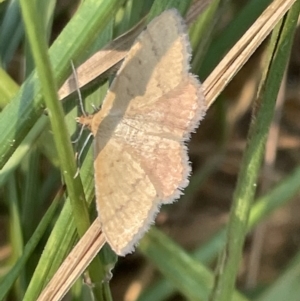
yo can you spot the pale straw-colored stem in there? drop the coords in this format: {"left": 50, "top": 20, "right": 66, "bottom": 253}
{"left": 203, "top": 0, "right": 296, "bottom": 108}
{"left": 37, "top": 219, "right": 105, "bottom": 301}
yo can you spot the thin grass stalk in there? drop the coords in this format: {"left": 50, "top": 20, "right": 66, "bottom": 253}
{"left": 7, "top": 174, "right": 24, "bottom": 299}
{"left": 18, "top": 0, "right": 90, "bottom": 244}
{"left": 18, "top": 1, "right": 108, "bottom": 300}
{"left": 138, "top": 164, "right": 300, "bottom": 301}
{"left": 0, "top": 187, "right": 63, "bottom": 300}
{"left": 209, "top": 2, "right": 300, "bottom": 300}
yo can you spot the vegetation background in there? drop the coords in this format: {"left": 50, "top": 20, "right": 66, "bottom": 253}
{"left": 0, "top": 0, "right": 300, "bottom": 300}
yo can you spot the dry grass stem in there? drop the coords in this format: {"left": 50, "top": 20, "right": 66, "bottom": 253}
{"left": 203, "top": 0, "right": 296, "bottom": 107}
{"left": 37, "top": 219, "right": 105, "bottom": 301}
{"left": 58, "top": 2, "right": 211, "bottom": 101}
{"left": 58, "top": 19, "right": 145, "bottom": 100}
{"left": 245, "top": 71, "right": 287, "bottom": 288}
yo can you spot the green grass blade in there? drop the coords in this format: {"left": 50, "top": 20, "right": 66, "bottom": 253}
{"left": 20, "top": 0, "right": 89, "bottom": 237}
{"left": 0, "top": 0, "right": 23, "bottom": 67}
{"left": 0, "top": 0, "right": 125, "bottom": 169}
{"left": 139, "top": 228, "right": 249, "bottom": 301}
{"left": 18, "top": 2, "right": 124, "bottom": 300}
{"left": 0, "top": 187, "right": 63, "bottom": 300}
{"left": 0, "top": 68, "right": 19, "bottom": 107}
{"left": 0, "top": 116, "right": 48, "bottom": 187}
{"left": 199, "top": 0, "right": 273, "bottom": 78}
{"left": 23, "top": 147, "right": 98, "bottom": 300}
{"left": 210, "top": 2, "right": 300, "bottom": 300}
{"left": 190, "top": 0, "right": 227, "bottom": 72}
{"left": 256, "top": 252, "right": 300, "bottom": 301}
{"left": 138, "top": 165, "right": 300, "bottom": 301}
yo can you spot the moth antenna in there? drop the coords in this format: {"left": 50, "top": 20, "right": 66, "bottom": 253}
{"left": 70, "top": 61, "right": 93, "bottom": 177}
{"left": 71, "top": 60, "right": 87, "bottom": 117}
